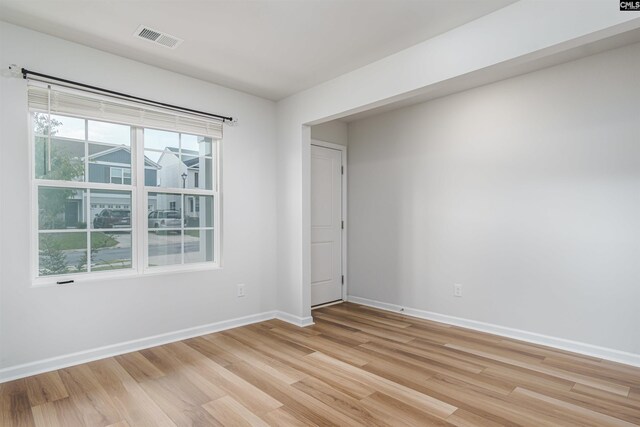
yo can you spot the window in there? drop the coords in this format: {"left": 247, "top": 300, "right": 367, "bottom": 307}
{"left": 144, "top": 130, "right": 216, "bottom": 267}
{"left": 110, "top": 167, "right": 132, "bottom": 185}
{"left": 29, "top": 83, "right": 221, "bottom": 281}
{"left": 33, "top": 113, "right": 134, "bottom": 277}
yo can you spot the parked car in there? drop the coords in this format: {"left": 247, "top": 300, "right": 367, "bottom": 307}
{"left": 148, "top": 210, "right": 182, "bottom": 233}
{"left": 93, "top": 209, "right": 131, "bottom": 228}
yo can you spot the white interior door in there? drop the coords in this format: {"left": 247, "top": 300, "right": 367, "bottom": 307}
{"left": 311, "top": 145, "right": 343, "bottom": 306}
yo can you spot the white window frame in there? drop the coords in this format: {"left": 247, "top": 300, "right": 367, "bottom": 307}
{"left": 110, "top": 166, "right": 123, "bottom": 184}
{"left": 139, "top": 129, "right": 220, "bottom": 274}
{"left": 30, "top": 111, "right": 221, "bottom": 286}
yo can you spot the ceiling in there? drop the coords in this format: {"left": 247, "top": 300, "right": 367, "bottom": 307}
{"left": 0, "top": 0, "right": 515, "bottom": 100}
{"left": 337, "top": 27, "right": 640, "bottom": 123}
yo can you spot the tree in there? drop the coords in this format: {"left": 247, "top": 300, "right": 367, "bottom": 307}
{"left": 39, "top": 234, "right": 69, "bottom": 276}
{"left": 35, "top": 113, "right": 84, "bottom": 229}
{"left": 35, "top": 113, "right": 84, "bottom": 274}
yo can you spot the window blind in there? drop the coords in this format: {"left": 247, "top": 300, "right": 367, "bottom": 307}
{"left": 27, "top": 83, "right": 223, "bottom": 139}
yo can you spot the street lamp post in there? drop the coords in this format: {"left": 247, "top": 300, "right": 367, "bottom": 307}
{"left": 181, "top": 172, "right": 187, "bottom": 188}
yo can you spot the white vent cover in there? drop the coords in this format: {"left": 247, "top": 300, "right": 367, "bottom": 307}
{"left": 134, "top": 25, "right": 183, "bottom": 49}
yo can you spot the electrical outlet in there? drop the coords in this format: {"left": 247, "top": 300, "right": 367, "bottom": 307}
{"left": 237, "top": 284, "right": 246, "bottom": 297}
{"left": 454, "top": 284, "right": 463, "bottom": 297}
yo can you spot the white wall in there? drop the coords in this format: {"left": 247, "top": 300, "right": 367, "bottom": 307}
{"left": 275, "top": 0, "right": 640, "bottom": 321}
{"left": 311, "top": 120, "right": 348, "bottom": 146}
{"left": 347, "top": 42, "right": 640, "bottom": 355}
{"left": 0, "top": 22, "right": 278, "bottom": 370}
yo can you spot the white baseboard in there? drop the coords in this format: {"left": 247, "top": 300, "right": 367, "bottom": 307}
{"left": 347, "top": 295, "right": 640, "bottom": 368}
{"left": 275, "top": 311, "right": 315, "bottom": 327}
{"left": 0, "top": 309, "right": 312, "bottom": 384}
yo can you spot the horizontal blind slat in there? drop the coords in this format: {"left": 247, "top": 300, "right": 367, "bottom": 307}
{"left": 27, "top": 84, "right": 223, "bottom": 139}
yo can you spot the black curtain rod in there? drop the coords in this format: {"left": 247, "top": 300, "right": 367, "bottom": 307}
{"left": 22, "top": 68, "right": 233, "bottom": 122}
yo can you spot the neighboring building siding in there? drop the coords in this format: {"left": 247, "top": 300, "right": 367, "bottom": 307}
{"left": 89, "top": 163, "right": 111, "bottom": 183}
{"left": 92, "top": 149, "right": 131, "bottom": 164}
{"left": 145, "top": 169, "right": 157, "bottom": 187}
{"left": 88, "top": 163, "right": 157, "bottom": 185}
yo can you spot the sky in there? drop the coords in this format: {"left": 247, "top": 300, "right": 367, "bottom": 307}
{"left": 47, "top": 113, "right": 209, "bottom": 155}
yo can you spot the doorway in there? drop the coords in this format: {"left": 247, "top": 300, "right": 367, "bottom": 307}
{"left": 310, "top": 141, "right": 346, "bottom": 307}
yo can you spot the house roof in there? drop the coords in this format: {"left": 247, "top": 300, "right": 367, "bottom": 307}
{"left": 86, "top": 145, "right": 161, "bottom": 169}
{"left": 160, "top": 147, "right": 202, "bottom": 169}
{"left": 183, "top": 158, "right": 200, "bottom": 169}
{"left": 165, "top": 147, "right": 199, "bottom": 155}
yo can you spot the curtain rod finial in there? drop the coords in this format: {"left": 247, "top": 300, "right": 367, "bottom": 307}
{"left": 227, "top": 117, "right": 239, "bottom": 127}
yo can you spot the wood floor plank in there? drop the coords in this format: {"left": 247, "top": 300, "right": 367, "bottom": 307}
{"left": 572, "top": 383, "right": 640, "bottom": 410}
{"left": 24, "top": 372, "right": 68, "bottom": 408}
{"left": 424, "top": 375, "right": 584, "bottom": 427}
{"left": 291, "top": 375, "right": 389, "bottom": 426}
{"left": 182, "top": 336, "right": 235, "bottom": 367}
{"left": 31, "top": 402, "right": 61, "bottom": 427}
{"left": 514, "top": 382, "right": 640, "bottom": 424}
{"left": 2, "top": 302, "right": 639, "bottom": 426}
{"left": 308, "top": 319, "right": 371, "bottom": 344}
{"left": 260, "top": 406, "right": 313, "bottom": 427}
{"left": 138, "top": 374, "right": 221, "bottom": 426}
{"left": 511, "top": 387, "right": 637, "bottom": 427}
{"left": 357, "top": 340, "right": 515, "bottom": 396}
{"left": 359, "top": 391, "right": 456, "bottom": 426}
{"left": 1, "top": 380, "right": 36, "bottom": 427}
{"left": 543, "top": 356, "right": 640, "bottom": 387}
{"left": 446, "top": 343, "right": 631, "bottom": 396}
{"left": 445, "top": 408, "right": 509, "bottom": 427}
{"left": 313, "top": 312, "right": 416, "bottom": 343}
{"left": 360, "top": 338, "right": 486, "bottom": 374}
{"left": 48, "top": 398, "right": 86, "bottom": 427}
{"left": 324, "top": 305, "right": 414, "bottom": 329}
{"left": 57, "top": 365, "right": 122, "bottom": 426}
{"left": 205, "top": 334, "right": 308, "bottom": 384}
{"left": 270, "top": 327, "right": 372, "bottom": 366}
{"left": 157, "top": 342, "right": 283, "bottom": 416}
{"left": 307, "top": 351, "right": 458, "bottom": 418}
{"left": 223, "top": 327, "right": 377, "bottom": 399}
{"left": 87, "top": 358, "right": 176, "bottom": 427}
{"left": 503, "top": 339, "right": 605, "bottom": 363}
{"left": 113, "top": 352, "right": 165, "bottom": 383}
{"left": 202, "top": 395, "right": 270, "bottom": 427}
{"left": 225, "top": 359, "right": 368, "bottom": 426}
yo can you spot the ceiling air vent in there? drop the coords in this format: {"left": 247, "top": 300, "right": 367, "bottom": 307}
{"left": 134, "top": 25, "right": 183, "bottom": 49}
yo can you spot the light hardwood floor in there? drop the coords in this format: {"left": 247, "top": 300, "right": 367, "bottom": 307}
{"left": 2, "top": 302, "right": 639, "bottom": 426}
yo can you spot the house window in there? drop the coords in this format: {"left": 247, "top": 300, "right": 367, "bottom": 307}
{"left": 30, "top": 84, "right": 221, "bottom": 282}
{"left": 110, "top": 167, "right": 132, "bottom": 185}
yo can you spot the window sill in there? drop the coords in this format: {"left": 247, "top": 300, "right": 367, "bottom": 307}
{"left": 31, "top": 263, "right": 222, "bottom": 288}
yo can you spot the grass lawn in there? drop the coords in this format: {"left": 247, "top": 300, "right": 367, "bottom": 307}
{"left": 92, "top": 260, "right": 132, "bottom": 271}
{"left": 41, "top": 232, "right": 119, "bottom": 250}
{"left": 90, "top": 232, "right": 119, "bottom": 249}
